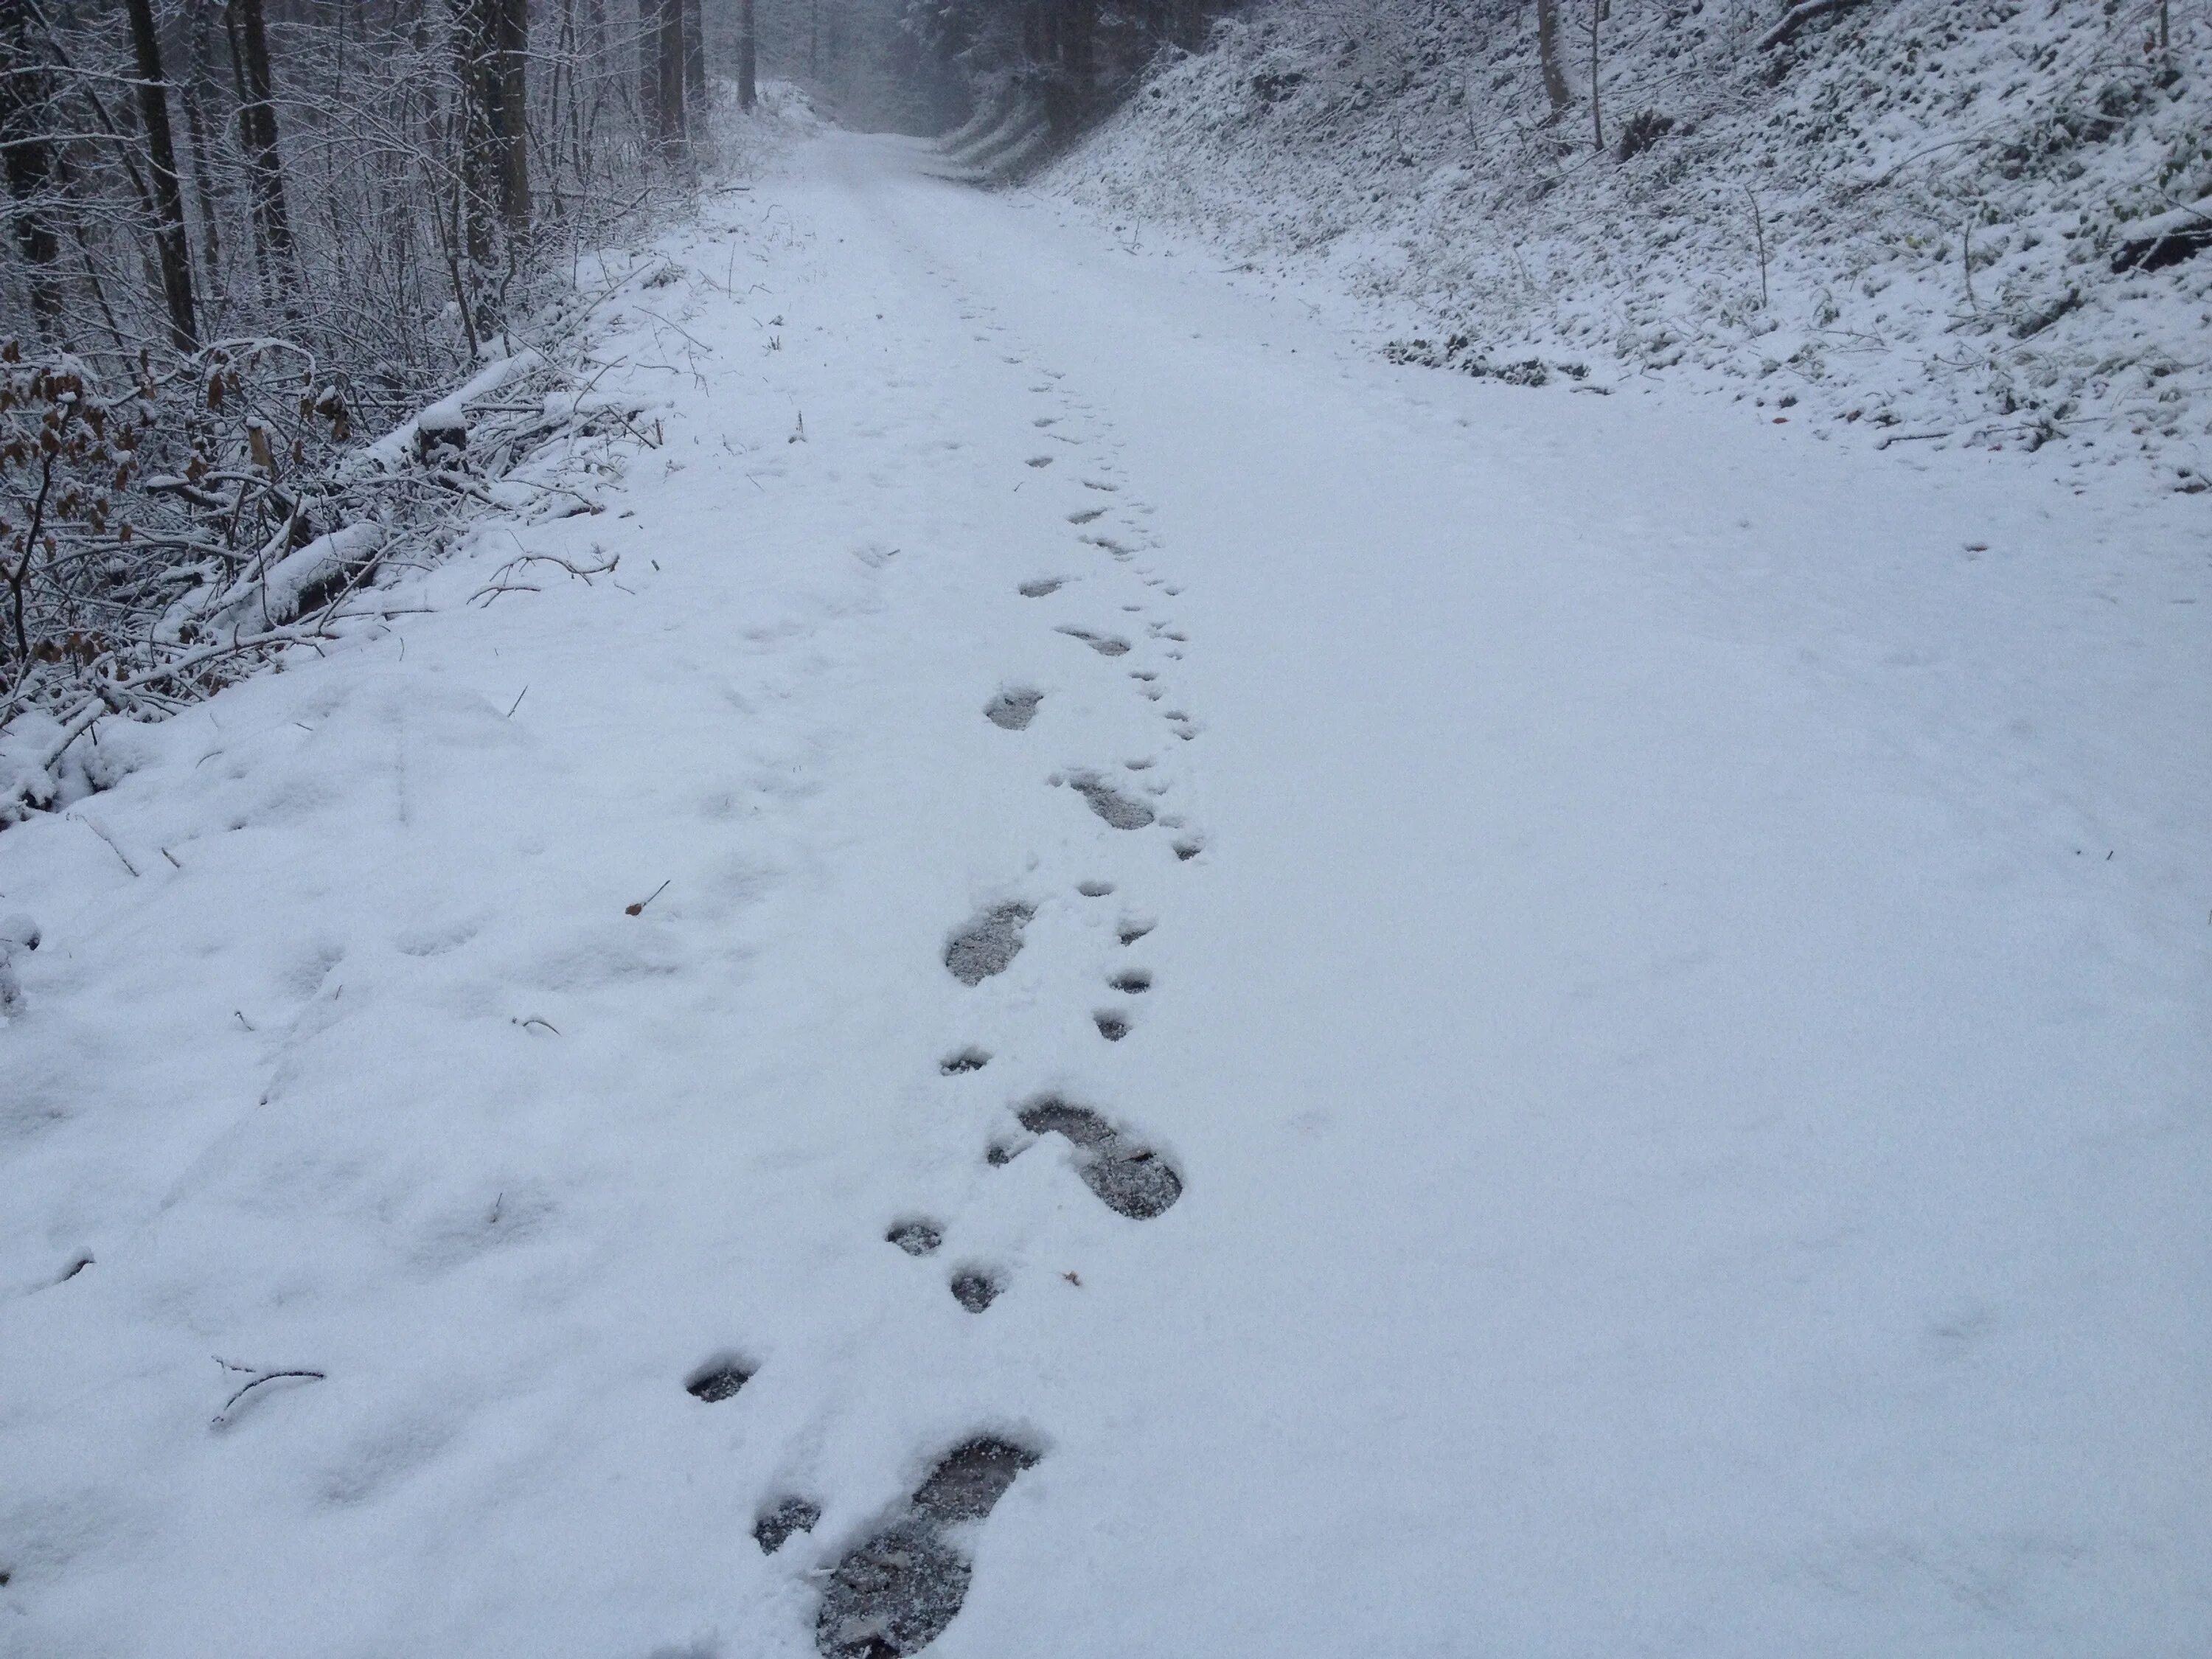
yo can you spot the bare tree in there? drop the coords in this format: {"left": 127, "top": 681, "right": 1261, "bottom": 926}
{"left": 495, "top": 0, "right": 532, "bottom": 234}
{"left": 683, "top": 0, "right": 706, "bottom": 112}
{"left": 655, "top": 0, "right": 686, "bottom": 147}
{"left": 0, "top": 4, "right": 66, "bottom": 336}
{"left": 1536, "top": 0, "right": 1571, "bottom": 122}
{"left": 124, "top": 0, "right": 200, "bottom": 348}
{"left": 740, "top": 0, "right": 758, "bottom": 111}
{"left": 1587, "top": 0, "right": 1604, "bottom": 154}
{"left": 224, "top": 0, "right": 293, "bottom": 277}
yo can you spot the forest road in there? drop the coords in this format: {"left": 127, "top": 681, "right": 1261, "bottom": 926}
{"left": 787, "top": 133, "right": 2203, "bottom": 1659}
{"left": 1, "top": 124, "right": 2205, "bottom": 1659}
{"left": 757, "top": 129, "right": 2211, "bottom": 1657}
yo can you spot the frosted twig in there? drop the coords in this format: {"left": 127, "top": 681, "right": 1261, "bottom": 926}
{"left": 210, "top": 1356, "right": 326, "bottom": 1427}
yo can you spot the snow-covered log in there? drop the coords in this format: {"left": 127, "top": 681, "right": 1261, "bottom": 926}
{"left": 220, "top": 522, "right": 389, "bottom": 627}
{"left": 346, "top": 349, "right": 546, "bottom": 479}
{"left": 2112, "top": 195, "right": 2212, "bottom": 272}
{"left": 1757, "top": 0, "right": 1873, "bottom": 51}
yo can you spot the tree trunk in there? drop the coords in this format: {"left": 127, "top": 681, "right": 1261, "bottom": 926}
{"left": 1536, "top": 0, "right": 1571, "bottom": 121}
{"left": 454, "top": 0, "right": 496, "bottom": 282}
{"left": 1068, "top": 0, "right": 1096, "bottom": 86}
{"left": 1587, "top": 0, "right": 1603, "bottom": 154}
{"left": 226, "top": 0, "right": 294, "bottom": 274}
{"left": 177, "top": 63, "right": 225, "bottom": 320}
{"left": 638, "top": 0, "right": 659, "bottom": 137}
{"left": 0, "top": 4, "right": 66, "bottom": 337}
{"left": 124, "top": 0, "right": 201, "bottom": 350}
{"left": 738, "top": 0, "right": 757, "bottom": 110}
{"left": 683, "top": 0, "right": 707, "bottom": 114}
{"left": 495, "top": 0, "right": 531, "bottom": 234}
{"left": 655, "top": 0, "right": 686, "bottom": 149}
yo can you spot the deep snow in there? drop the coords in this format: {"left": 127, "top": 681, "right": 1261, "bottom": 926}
{"left": 2, "top": 119, "right": 2208, "bottom": 1658}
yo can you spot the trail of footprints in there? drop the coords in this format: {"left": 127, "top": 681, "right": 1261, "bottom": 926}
{"left": 682, "top": 265, "right": 1203, "bottom": 1658}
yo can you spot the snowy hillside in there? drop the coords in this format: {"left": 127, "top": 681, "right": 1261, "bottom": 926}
{"left": 1046, "top": 0, "right": 2212, "bottom": 490}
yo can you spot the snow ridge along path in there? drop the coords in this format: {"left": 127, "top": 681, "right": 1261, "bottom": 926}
{"left": 2, "top": 129, "right": 2208, "bottom": 1658}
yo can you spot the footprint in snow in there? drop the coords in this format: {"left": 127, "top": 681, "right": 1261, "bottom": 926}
{"left": 945, "top": 902, "right": 1034, "bottom": 986}
{"left": 887, "top": 1220, "right": 945, "bottom": 1256}
{"left": 984, "top": 687, "right": 1042, "bottom": 730}
{"left": 757, "top": 1497, "right": 822, "bottom": 1555}
{"left": 1018, "top": 577, "right": 1065, "bottom": 597}
{"left": 949, "top": 1267, "right": 1003, "bottom": 1312}
{"left": 815, "top": 1437, "right": 1040, "bottom": 1659}
{"left": 1026, "top": 456, "right": 1054, "bottom": 468}
{"left": 1067, "top": 772, "right": 1154, "bottom": 830}
{"left": 1093, "top": 1011, "right": 1130, "bottom": 1042}
{"left": 1001, "top": 1097, "right": 1182, "bottom": 1220}
{"left": 686, "top": 1354, "right": 754, "bottom": 1402}
{"left": 1066, "top": 508, "right": 1106, "bottom": 524}
{"left": 1055, "top": 626, "right": 1130, "bottom": 657}
{"left": 939, "top": 1048, "right": 990, "bottom": 1075}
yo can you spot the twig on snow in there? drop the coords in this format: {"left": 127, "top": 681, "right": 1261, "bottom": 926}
{"left": 210, "top": 1355, "right": 325, "bottom": 1427}
{"left": 69, "top": 814, "right": 139, "bottom": 877}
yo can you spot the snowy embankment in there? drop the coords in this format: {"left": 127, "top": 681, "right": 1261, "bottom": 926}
{"left": 1045, "top": 0, "right": 2212, "bottom": 491}
{"left": 3, "top": 117, "right": 2209, "bottom": 1657}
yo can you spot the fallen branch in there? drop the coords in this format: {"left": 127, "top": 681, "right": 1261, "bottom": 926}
{"left": 1758, "top": 0, "right": 1872, "bottom": 51}
{"left": 210, "top": 1355, "right": 326, "bottom": 1427}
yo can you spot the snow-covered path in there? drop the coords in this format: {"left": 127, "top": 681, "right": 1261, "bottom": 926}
{"left": 4, "top": 130, "right": 2208, "bottom": 1658}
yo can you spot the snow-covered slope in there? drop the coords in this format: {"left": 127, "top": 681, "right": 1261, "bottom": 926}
{"left": 1046, "top": 0, "right": 2212, "bottom": 490}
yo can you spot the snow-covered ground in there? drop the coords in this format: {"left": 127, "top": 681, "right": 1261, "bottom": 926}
{"left": 2, "top": 120, "right": 2208, "bottom": 1658}
{"left": 1047, "top": 0, "right": 2212, "bottom": 495}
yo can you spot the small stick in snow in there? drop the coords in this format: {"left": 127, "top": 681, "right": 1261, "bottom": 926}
{"left": 72, "top": 815, "right": 141, "bottom": 878}
{"left": 512, "top": 1016, "right": 561, "bottom": 1035}
{"left": 234, "top": 1010, "right": 256, "bottom": 1032}
{"left": 211, "top": 1356, "right": 326, "bottom": 1428}
{"left": 505, "top": 685, "right": 529, "bottom": 718}
{"left": 625, "top": 879, "right": 671, "bottom": 917}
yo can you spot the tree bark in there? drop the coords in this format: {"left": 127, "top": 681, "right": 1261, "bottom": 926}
{"left": 655, "top": 0, "right": 686, "bottom": 149}
{"left": 683, "top": 0, "right": 707, "bottom": 114}
{"left": 0, "top": 3, "right": 66, "bottom": 336}
{"left": 176, "top": 60, "right": 224, "bottom": 319}
{"left": 738, "top": 0, "right": 757, "bottom": 110}
{"left": 1536, "top": 0, "right": 1571, "bottom": 121}
{"left": 454, "top": 0, "right": 496, "bottom": 280}
{"left": 124, "top": 0, "right": 201, "bottom": 349}
{"left": 495, "top": 0, "right": 531, "bottom": 234}
{"left": 1587, "top": 0, "right": 1603, "bottom": 155}
{"left": 226, "top": 0, "right": 293, "bottom": 274}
